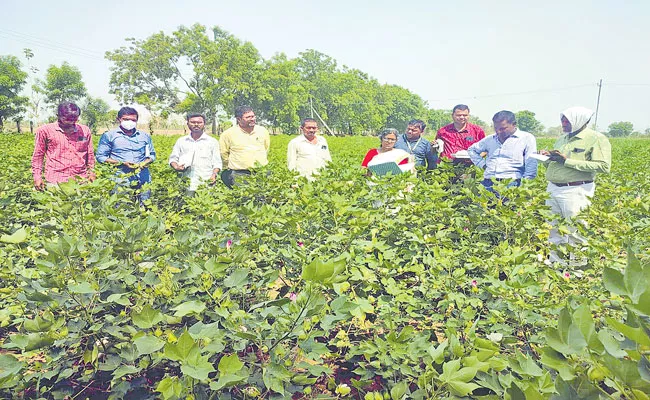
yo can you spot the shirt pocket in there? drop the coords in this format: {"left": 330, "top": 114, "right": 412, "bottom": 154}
{"left": 570, "top": 147, "right": 589, "bottom": 161}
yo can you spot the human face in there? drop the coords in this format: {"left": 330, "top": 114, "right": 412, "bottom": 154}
{"left": 187, "top": 116, "right": 205, "bottom": 134}
{"left": 561, "top": 115, "right": 572, "bottom": 133}
{"left": 237, "top": 111, "right": 256, "bottom": 129}
{"left": 452, "top": 109, "right": 470, "bottom": 128}
{"left": 58, "top": 113, "right": 79, "bottom": 130}
{"left": 380, "top": 133, "right": 398, "bottom": 151}
{"left": 493, "top": 119, "right": 517, "bottom": 142}
{"left": 301, "top": 121, "right": 318, "bottom": 141}
{"left": 406, "top": 124, "right": 422, "bottom": 141}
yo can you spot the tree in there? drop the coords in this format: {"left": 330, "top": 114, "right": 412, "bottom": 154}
{"left": 606, "top": 121, "right": 634, "bottom": 137}
{"left": 545, "top": 125, "right": 564, "bottom": 137}
{"left": 38, "top": 62, "right": 87, "bottom": 111}
{"left": 515, "top": 110, "right": 544, "bottom": 134}
{"left": 106, "top": 24, "right": 264, "bottom": 134}
{"left": 82, "top": 97, "right": 112, "bottom": 133}
{"left": 426, "top": 109, "right": 452, "bottom": 133}
{"left": 0, "top": 55, "right": 29, "bottom": 131}
{"left": 22, "top": 48, "right": 43, "bottom": 123}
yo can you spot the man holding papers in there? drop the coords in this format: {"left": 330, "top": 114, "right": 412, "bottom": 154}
{"left": 468, "top": 110, "right": 537, "bottom": 194}
{"left": 169, "top": 113, "right": 222, "bottom": 196}
{"left": 539, "top": 106, "right": 611, "bottom": 219}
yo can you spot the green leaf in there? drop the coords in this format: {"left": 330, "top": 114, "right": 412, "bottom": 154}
{"left": 262, "top": 363, "right": 291, "bottom": 395}
{"left": 204, "top": 257, "right": 230, "bottom": 277}
{"left": 107, "top": 293, "right": 132, "bottom": 306}
{"left": 112, "top": 364, "right": 142, "bottom": 381}
{"left": 218, "top": 354, "right": 244, "bottom": 375}
{"left": 427, "top": 340, "right": 448, "bottom": 364}
{"left": 607, "top": 317, "right": 650, "bottom": 346}
{"left": 223, "top": 269, "right": 249, "bottom": 288}
{"left": 302, "top": 257, "right": 346, "bottom": 285}
{"left": 572, "top": 304, "right": 604, "bottom": 353}
{"left": 164, "top": 332, "right": 199, "bottom": 364}
{"left": 639, "top": 356, "right": 650, "bottom": 383}
{"left": 156, "top": 376, "right": 182, "bottom": 400}
{"left": 603, "top": 267, "right": 627, "bottom": 296}
{"left": 172, "top": 300, "right": 206, "bottom": 317}
{"left": 68, "top": 281, "right": 96, "bottom": 294}
{"left": 598, "top": 330, "right": 627, "bottom": 358}
{"left": 4, "top": 333, "right": 54, "bottom": 351}
{"left": 210, "top": 373, "right": 248, "bottom": 390}
{"left": 181, "top": 356, "right": 215, "bottom": 381}
{"left": 134, "top": 335, "right": 165, "bottom": 355}
{"left": 390, "top": 380, "right": 408, "bottom": 400}
{"left": 539, "top": 347, "right": 576, "bottom": 381}
{"left": 0, "top": 354, "right": 24, "bottom": 379}
{"left": 0, "top": 227, "right": 27, "bottom": 244}
{"left": 23, "top": 316, "right": 53, "bottom": 332}
{"left": 624, "top": 252, "right": 649, "bottom": 303}
{"left": 131, "top": 305, "right": 164, "bottom": 329}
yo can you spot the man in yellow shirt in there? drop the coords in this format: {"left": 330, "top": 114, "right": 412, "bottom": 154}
{"left": 219, "top": 106, "right": 271, "bottom": 187}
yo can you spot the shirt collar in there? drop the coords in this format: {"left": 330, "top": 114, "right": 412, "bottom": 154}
{"left": 298, "top": 134, "right": 320, "bottom": 143}
{"left": 56, "top": 123, "right": 79, "bottom": 134}
{"left": 186, "top": 132, "right": 209, "bottom": 142}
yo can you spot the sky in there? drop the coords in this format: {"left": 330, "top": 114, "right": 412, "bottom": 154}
{"left": 2, "top": 0, "right": 649, "bottom": 132}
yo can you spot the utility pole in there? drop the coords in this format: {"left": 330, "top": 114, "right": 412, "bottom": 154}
{"left": 594, "top": 79, "right": 602, "bottom": 129}
{"left": 310, "top": 97, "right": 314, "bottom": 118}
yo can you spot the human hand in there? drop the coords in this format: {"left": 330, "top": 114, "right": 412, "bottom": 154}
{"left": 122, "top": 161, "right": 139, "bottom": 169}
{"left": 34, "top": 179, "right": 45, "bottom": 191}
{"left": 539, "top": 150, "right": 551, "bottom": 156}
{"left": 548, "top": 150, "right": 566, "bottom": 163}
{"left": 171, "top": 162, "right": 187, "bottom": 171}
{"left": 88, "top": 171, "right": 97, "bottom": 182}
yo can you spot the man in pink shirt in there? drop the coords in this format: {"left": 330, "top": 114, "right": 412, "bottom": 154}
{"left": 31, "top": 101, "right": 96, "bottom": 190}
{"left": 436, "top": 104, "right": 485, "bottom": 164}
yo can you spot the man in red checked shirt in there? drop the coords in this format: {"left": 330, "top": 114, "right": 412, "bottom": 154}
{"left": 31, "top": 101, "right": 96, "bottom": 190}
{"left": 436, "top": 104, "right": 485, "bottom": 164}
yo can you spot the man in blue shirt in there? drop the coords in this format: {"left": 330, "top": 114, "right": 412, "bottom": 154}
{"left": 468, "top": 110, "right": 537, "bottom": 194}
{"left": 96, "top": 107, "right": 156, "bottom": 204}
{"left": 394, "top": 119, "right": 437, "bottom": 170}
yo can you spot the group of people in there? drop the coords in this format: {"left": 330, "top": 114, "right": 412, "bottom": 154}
{"left": 30, "top": 101, "right": 611, "bottom": 220}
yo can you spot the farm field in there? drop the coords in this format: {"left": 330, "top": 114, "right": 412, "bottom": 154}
{"left": 0, "top": 133, "right": 649, "bottom": 399}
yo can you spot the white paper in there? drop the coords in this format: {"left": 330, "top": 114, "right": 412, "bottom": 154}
{"left": 529, "top": 153, "right": 550, "bottom": 162}
{"left": 452, "top": 150, "right": 471, "bottom": 159}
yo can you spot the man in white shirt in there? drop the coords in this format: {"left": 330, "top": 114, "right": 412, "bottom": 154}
{"left": 287, "top": 118, "right": 332, "bottom": 180}
{"left": 169, "top": 113, "right": 222, "bottom": 195}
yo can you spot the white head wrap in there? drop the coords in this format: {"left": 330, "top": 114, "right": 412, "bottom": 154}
{"left": 560, "top": 106, "right": 594, "bottom": 134}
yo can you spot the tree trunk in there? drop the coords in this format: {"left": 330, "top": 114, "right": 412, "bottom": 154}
{"left": 17, "top": 120, "right": 22, "bottom": 134}
{"left": 0, "top": 117, "right": 4, "bottom": 132}
{"left": 212, "top": 113, "right": 217, "bottom": 135}
{"left": 30, "top": 120, "right": 34, "bottom": 134}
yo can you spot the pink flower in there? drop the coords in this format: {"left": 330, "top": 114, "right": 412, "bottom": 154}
{"left": 226, "top": 239, "right": 232, "bottom": 250}
{"left": 563, "top": 272, "right": 570, "bottom": 279}
{"left": 471, "top": 279, "right": 478, "bottom": 287}
{"left": 289, "top": 292, "right": 297, "bottom": 301}
{"left": 297, "top": 241, "right": 304, "bottom": 247}
{"left": 463, "top": 227, "right": 469, "bottom": 232}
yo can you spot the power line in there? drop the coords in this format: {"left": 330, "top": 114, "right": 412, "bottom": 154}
{"left": 429, "top": 83, "right": 597, "bottom": 102}
{"left": 0, "top": 29, "right": 105, "bottom": 61}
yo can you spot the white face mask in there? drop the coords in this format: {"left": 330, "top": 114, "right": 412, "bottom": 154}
{"left": 120, "top": 120, "right": 137, "bottom": 131}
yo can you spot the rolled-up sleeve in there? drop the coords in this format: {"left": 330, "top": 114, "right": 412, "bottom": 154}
{"left": 212, "top": 141, "right": 223, "bottom": 170}
{"left": 146, "top": 135, "right": 156, "bottom": 162}
{"left": 31, "top": 129, "right": 47, "bottom": 181}
{"left": 468, "top": 139, "right": 487, "bottom": 169}
{"left": 523, "top": 135, "right": 538, "bottom": 179}
{"left": 95, "top": 133, "right": 112, "bottom": 163}
{"left": 168, "top": 138, "right": 182, "bottom": 166}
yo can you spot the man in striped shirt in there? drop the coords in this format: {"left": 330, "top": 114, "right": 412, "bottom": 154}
{"left": 31, "top": 101, "right": 96, "bottom": 190}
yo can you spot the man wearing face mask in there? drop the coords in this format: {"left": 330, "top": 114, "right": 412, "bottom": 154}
{"left": 31, "top": 101, "right": 96, "bottom": 190}
{"left": 393, "top": 119, "right": 437, "bottom": 170}
{"left": 96, "top": 106, "right": 156, "bottom": 203}
{"left": 540, "top": 106, "right": 611, "bottom": 219}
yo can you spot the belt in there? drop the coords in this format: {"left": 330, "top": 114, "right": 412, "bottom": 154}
{"left": 551, "top": 180, "right": 593, "bottom": 187}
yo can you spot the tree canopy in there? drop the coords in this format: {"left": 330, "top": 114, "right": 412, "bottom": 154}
{"left": 0, "top": 55, "right": 29, "bottom": 131}
{"left": 515, "top": 110, "right": 544, "bottom": 135}
{"left": 38, "top": 62, "right": 87, "bottom": 111}
{"left": 606, "top": 121, "right": 634, "bottom": 137}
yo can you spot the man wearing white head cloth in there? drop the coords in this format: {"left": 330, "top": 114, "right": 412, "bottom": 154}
{"left": 540, "top": 106, "right": 611, "bottom": 219}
